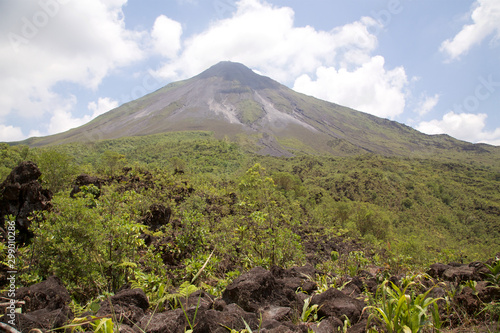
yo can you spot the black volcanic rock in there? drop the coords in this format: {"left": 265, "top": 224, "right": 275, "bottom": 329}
{"left": 6, "top": 276, "right": 73, "bottom": 332}
{"left": 0, "top": 161, "right": 52, "bottom": 243}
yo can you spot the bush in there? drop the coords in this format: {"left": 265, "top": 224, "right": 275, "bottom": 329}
{"left": 34, "top": 149, "right": 77, "bottom": 193}
{"left": 353, "top": 203, "right": 391, "bottom": 241}
{"left": 28, "top": 187, "right": 145, "bottom": 301}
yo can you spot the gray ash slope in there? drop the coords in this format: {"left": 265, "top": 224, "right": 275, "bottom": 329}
{"left": 22, "top": 61, "right": 499, "bottom": 158}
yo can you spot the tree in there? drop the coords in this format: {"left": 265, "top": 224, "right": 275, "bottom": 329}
{"left": 0, "top": 144, "right": 31, "bottom": 181}
{"left": 101, "top": 150, "right": 127, "bottom": 175}
{"left": 34, "top": 149, "right": 76, "bottom": 193}
{"left": 237, "top": 164, "right": 305, "bottom": 267}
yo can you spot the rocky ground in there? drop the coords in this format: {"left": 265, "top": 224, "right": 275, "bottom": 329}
{"left": 1, "top": 259, "right": 499, "bottom": 332}
{"left": 0, "top": 161, "right": 499, "bottom": 332}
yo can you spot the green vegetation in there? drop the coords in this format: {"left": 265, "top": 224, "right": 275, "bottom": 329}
{"left": 366, "top": 276, "right": 442, "bottom": 333}
{"left": 0, "top": 143, "right": 30, "bottom": 180}
{"left": 236, "top": 99, "right": 263, "bottom": 124}
{"left": 485, "top": 259, "right": 500, "bottom": 288}
{"left": 30, "top": 186, "right": 146, "bottom": 300}
{"left": 1, "top": 133, "right": 500, "bottom": 331}
{"left": 61, "top": 316, "right": 115, "bottom": 333}
{"left": 300, "top": 296, "right": 322, "bottom": 323}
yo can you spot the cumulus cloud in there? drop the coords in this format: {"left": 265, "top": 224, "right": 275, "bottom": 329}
{"left": 154, "top": 0, "right": 326, "bottom": 82}
{"left": 151, "top": 15, "right": 183, "bottom": 58}
{"left": 0, "top": 0, "right": 144, "bottom": 138}
{"left": 1, "top": 0, "right": 414, "bottom": 141}
{"left": 0, "top": 124, "right": 25, "bottom": 142}
{"left": 417, "top": 111, "right": 500, "bottom": 145}
{"left": 46, "top": 98, "right": 83, "bottom": 135}
{"left": 293, "top": 56, "right": 408, "bottom": 119}
{"left": 440, "top": 0, "right": 500, "bottom": 60}
{"left": 44, "top": 96, "right": 118, "bottom": 135}
{"left": 88, "top": 97, "right": 119, "bottom": 119}
{"left": 152, "top": 0, "right": 409, "bottom": 120}
{"left": 414, "top": 94, "right": 440, "bottom": 116}
{"left": 152, "top": 0, "right": 381, "bottom": 82}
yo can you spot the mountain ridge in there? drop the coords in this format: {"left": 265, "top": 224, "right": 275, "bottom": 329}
{"left": 15, "top": 61, "right": 500, "bottom": 159}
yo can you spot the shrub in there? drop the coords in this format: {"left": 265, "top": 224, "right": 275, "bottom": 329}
{"left": 28, "top": 188, "right": 145, "bottom": 301}
{"left": 353, "top": 203, "right": 391, "bottom": 241}
{"left": 33, "top": 149, "right": 77, "bottom": 193}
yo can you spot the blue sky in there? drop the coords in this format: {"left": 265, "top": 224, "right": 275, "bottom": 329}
{"left": 1, "top": 0, "right": 499, "bottom": 145}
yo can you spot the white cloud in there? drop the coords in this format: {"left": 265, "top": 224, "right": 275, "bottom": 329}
{"left": 0, "top": 0, "right": 415, "bottom": 141}
{"left": 414, "top": 94, "right": 440, "bottom": 116}
{"left": 153, "top": 0, "right": 381, "bottom": 82}
{"left": 440, "top": 0, "right": 500, "bottom": 60}
{"left": 0, "top": 124, "right": 25, "bottom": 142}
{"left": 416, "top": 111, "right": 500, "bottom": 145}
{"left": 47, "top": 110, "right": 86, "bottom": 135}
{"left": 152, "top": 0, "right": 408, "bottom": 120}
{"left": 45, "top": 96, "right": 118, "bottom": 136}
{"left": 151, "top": 15, "right": 183, "bottom": 58}
{"left": 88, "top": 97, "right": 119, "bottom": 118}
{"left": 0, "top": 0, "right": 145, "bottom": 139}
{"left": 293, "top": 56, "right": 408, "bottom": 119}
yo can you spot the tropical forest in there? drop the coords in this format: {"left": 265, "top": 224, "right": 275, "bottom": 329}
{"left": 1, "top": 129, "right": 499, "bottom": 332}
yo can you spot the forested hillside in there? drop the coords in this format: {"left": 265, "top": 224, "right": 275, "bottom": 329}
{"left": 1, "top": 133, "right": 499, "bottom": 332}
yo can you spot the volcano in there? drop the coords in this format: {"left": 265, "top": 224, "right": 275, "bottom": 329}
{"left": 25, "top": 61, "right": 497, "bottom": 157}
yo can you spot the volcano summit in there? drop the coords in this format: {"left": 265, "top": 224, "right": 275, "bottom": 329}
{"left": 25, "top": 61, "right": 497, "bottom": 157}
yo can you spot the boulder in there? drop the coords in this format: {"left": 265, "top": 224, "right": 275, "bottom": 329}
{"left": 469, "top": 261, "right": 491, "bottom": 280}
{"left": 262, "top": 323, "right": 303, "bottom": 333}
{"left": 16, "top": 276, "right": 71, "bottom": 312}
{"left": 348, "top": 318, "right": 369, "bottom": 333}
{"left": 192, "top": 303, "right": 259, "bottom": 333}
{"left": 136, "top": 303, "right": 260, "bottom": 333}
{"left": 272, "top": 265, "right": 318, "bottom": 295}
{"left": 311, "top": 288, "right": 365, "bottom": 323}
{"left": 4, "top": 308, "right": 72, "bottom": 333}
{"left": 302, "top": 318, "right": 340, "bottom": 333}
{"left": 180, "top": 289, "right": 215, "bottom": 313}
{"left": 223, "top": 267, "right": 282, "bottom": 312}
{"left": 456, "top": 286, "right": 481, "bottom": 316}
{"left": 1, "top": 276, "right": 72, "bottom": 331}
{"left": 141, "top": 203, "right": 172, "bottom": 230}
{"left": 97, "top": 288, "right": 149, "bottom": 326}
{"left": 475, "top": 281, "right": 500, "bottom": 303}
{"left": 350, "top": 275, "right": 378, "bottom": 294}
{"left": 0, "top": 161, "right": 52, "bottom": 243}
{"left": 427, "top": 263, "right": 451, "bottom": 279}
{"left": 442, "top": 265, "right": 475, "bottom": 283}
{"left": 261, "top": 306, "right": 292, "bottom": 322}
{"left": 134, "top": 308, "right": 185, "bottom": 333}
{"left": 70, "top": 174, "right": 102, "bottom": 198}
